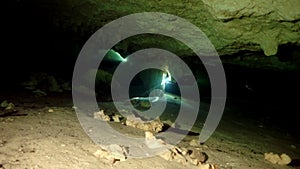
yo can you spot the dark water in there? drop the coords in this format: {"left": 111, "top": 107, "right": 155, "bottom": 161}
{"left": 223, "top": 64, "right": 300, "bottom": 138}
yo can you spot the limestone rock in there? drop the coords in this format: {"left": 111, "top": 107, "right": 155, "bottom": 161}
{"left": 190, "top": 139, "right": 200, "bottom": 147}
{"left": 112, "top": 115, "right": 121, "bottom": 123}
{"left": 145, "top": 131, "right": 155, "bottom": 140}
{"left": 144, "top": 131, "right": 166, "bottom": 149}
{"left": 159, "top": 147, "right": 185, "bottom": 163}
{"left": 48, "top": 108, "right": 54, "bottom": 113}
{"left": 0, "top": 100, "right": 8, "bottom": 108}
{"left": 93, "top": 110, "right": 110, "bottom": 121}
{"left": 94, "top": 144, "right": 128, "bottom": 164}
{"left": 5, "top": 103, "right": 15, "bottom": 110}
{"left": 160, "top": 147, "right": 188, "bottom": 164}
{"left": 264, "top": 152, "right": 292, "bottom": 165}
{"left": 278, "top": 153, "right": 292, "bottom": 165}
{"left": 173, "top": 152, "right": 188, "bottom": 165}
{"left": 264, "top": 152, "right": 281, "bottom": 164}
{"left": 159, "top": 149, "right": 173, "bottom": 161}
{"left": 159, "top": 146, "right": 209, "bottom": 167}
{"left": 189, "top": 148, "right": 208, "bottom": 163}
{"left": 0, "top": 101, "right": 15, "bottom": 110}
{"left": 125, "top": 116, "right": 164, "bottom": 133}
{"left": 106, "top": 144, "right": 128, "bottom": 162}
{"left": 202, "top": 0, "right": 300, "bottom": 21}
{"left": 202, "top": 0, "right": 300, "bottom": 56}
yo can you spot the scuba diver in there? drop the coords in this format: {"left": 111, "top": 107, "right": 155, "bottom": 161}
{"left": 161, "top": 65, "right": 172, "bottom": 93}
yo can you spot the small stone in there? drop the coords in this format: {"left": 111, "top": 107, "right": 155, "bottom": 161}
{"left": 112, "top": 115, "right": 121, "bottom": 123}
{"left": 189, "top": 148, "right": 208, "bottom": 163}
{"left": 188, "top": 157, "right": 199, "bottom": 166}
{"left": 5, "top": 103, "right": 15, "bottom": 110}
{"left": 48, "top": 109, "right": 54, "bottom": 113}
{"left": 160, "top": 147, "right": 188, "bottom": 165}
{"left": 291, "top": 145, "right": 296, "bottom": 149}
{"left": 0, "top": 100, "right": 8, "bottom": 108}
{"left": 180, "top": 147, "right": 188, "bottom": 156}
{"left": 264, "top": 152, "right": 281, "bottom": 164}
{"left": 264, "top": 152, "right": 292, "bottom": 165}
{"left": 145, "top": 131, "right": 166, "bottom": 148}
{"left": 190, "top": 139, "right": 200, "bottom": 147}
{"left": 145, "top": 131, "right": 154, "bottom": 140}
{"left": 174, "top": 146, "right": 184, "bottom": 154}
{"left": 159, "top": 149, "right": 173, "bottom": 161}
{"left": 94, "top": 110, "right": 110, "bottom": 121}
{"left": 202, "top": 144, "right": 209, "bottom": 149}
{"left": 278, "top": 153, "right": 292, "bottom": 165}
{"left": 106, "top": 144, "right": 128, "bottom": 162}
{"left": 125, "top": 116, "right": 164, "bottom": 133}
{"left": 173, "top": 152, "right": 188, "bottom": 165}
{"left": 94, "top": 144, "right": 128, "bottom": 164}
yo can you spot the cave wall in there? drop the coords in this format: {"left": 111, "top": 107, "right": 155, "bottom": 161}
{"left": 20, "top": 0, "right": 299, "bottom": 54}
{"left": 4, "top": 0, "right": 300, "bottom": 71}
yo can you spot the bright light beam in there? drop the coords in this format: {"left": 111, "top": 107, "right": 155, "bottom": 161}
{"left": 105, "top": 49, "right": 127, "bottom": 62}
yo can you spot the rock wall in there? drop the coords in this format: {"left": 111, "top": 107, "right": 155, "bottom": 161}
{"left": 14, "top": 0, "right": 300, "bottom": 67}
{"left": 202, "top": 0, "right": 300, "bottom": 56}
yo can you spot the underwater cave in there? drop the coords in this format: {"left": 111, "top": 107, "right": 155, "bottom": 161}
{"left": 1, "top": 0, "right": 300, "bottom": 168}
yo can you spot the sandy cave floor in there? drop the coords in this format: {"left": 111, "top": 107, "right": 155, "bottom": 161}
{"left": 0, "top": 91, "right": 299, "bottom": 169}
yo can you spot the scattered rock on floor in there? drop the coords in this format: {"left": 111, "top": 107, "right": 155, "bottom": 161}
{"left": 106, "top": 144, "right": 128, "bottom": 162}
{"left": 189, "top": 148, "right": 208, "bottom": 164}
{"left": 125, "top": 116, "right": 164, "bottom": 133}
{"left": 144, "top": 131, "right": 166, "bottom": 149}
{"left": 5, "top": 103, "right": 15, "bottom": 110}
{"left": 0, "top": 100, "right": 8, "bottom": 108}
{"left": 0, "top": 100, "right": 15, "bottom": 110}
{"left": 94, "top": 144, "right": 128, "bottom": 165}
{"left": 145, "top": 131, "right": 155, "bottom": 140}
{"left": 93, "top": 110, "right": 110, "bottom": 121}
{"left": 264, "top": 152, "right": 292, "bottom": 165}
{"left": 159, "top": 147, "right": 188, "bottom": 165}
{"left": 159, "top": 146, "right": 210, "bottom": 167}
{"left": 190, "top": 139, "right": 200, "bottom": 147}
{"left": 112, "top": 115, "right": 122, "bottom": 123}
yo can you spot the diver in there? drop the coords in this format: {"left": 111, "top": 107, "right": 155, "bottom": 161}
{"left": 161, "top": 65, "right": 172, "bottom": 94}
